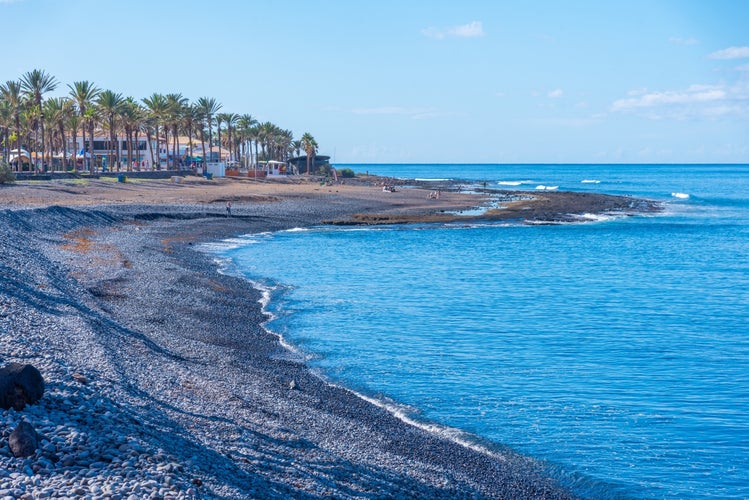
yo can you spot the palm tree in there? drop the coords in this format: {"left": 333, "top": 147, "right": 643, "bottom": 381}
{"left": 97, "top": 90, "right": 124, "bottom": 171}
{"left": 292, "top": 139, "right": 302, "bottom": 159}
{"left": 20, "top": 69, "right": 58, "bottom": 171}
{"left": 181, "top": 104, "right": 199, "bottom": 168}
{"left": 0, "top": 80, "right": 25, "bottom": 169}
{"left": 142, "top": 93, "right": 168, "bottom": 168}
{"left": 67, "top": 113, "right": 80, "bottom": 170}
{"left": 223, "top": 113, "right": 240, "bottom": 162}
{"left": 279, "top": 129, "right": 293, "bottom": 161}
{"left": 301, "top": 132, "right": 318, "bottom": 175}
{"left": 257, "top": 121, "right": 276, "bottom": 162}
{"left": 22, "top": 104, "right": 40, "bottom": 170}
{"left": 215, "top": 112, "right": 226, "bottom": 163}
{"left": 69, "top": 81, "right": 100, "bottom": 173}
{"left": 132, "top": 103, "right": 147, "bottom": 170}
{"left": 166, "top": 93, "right": 187, "bottom": 169}
{"left": 120, "top": 98, "right": 144, "bottom": 171}
{"left": 141, "top": 113, "right": 158, "bottom": 169}
{"left": 249, "top": 124, "right": 261, "bottom": 171}
{"left": 43, "top": 97, "right": 74, "bottom": 171}
{"left": 196, "top": 97, "right": 221, "bottom": 164}
{"left": 236, "top": 114, "right": 258, "bottom": 168}
{"left": 0, "top": 101, "right": 10, "bottom": 164}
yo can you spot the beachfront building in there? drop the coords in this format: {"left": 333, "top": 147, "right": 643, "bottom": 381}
{"left": 70, "top": 134, "right": 198, "bottom": 171}
{"left": 287, "top": 155, "right": 331, "bottom": 175}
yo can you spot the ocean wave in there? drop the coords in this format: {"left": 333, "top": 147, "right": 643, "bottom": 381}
{"left": 570, "top": 213, "right": 616, "bottom": 223}
{"left": 497, "top": 180, "right": 534, "bottom": 186}
{"left": 535, "top": 185, "right": 559, "bottom": 191}
{"left": 671, "top": 192, "right": 690, "bottom": 199}
{"left": 581, "top": 179, "right": 601, "bottom": 184}
{"left": 198, "top": 238, "right": 252, "bottom": 252}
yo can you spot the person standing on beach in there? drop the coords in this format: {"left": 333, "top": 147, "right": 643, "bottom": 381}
{"left": 226, "top": 202, "right": 232, "bottom": 217}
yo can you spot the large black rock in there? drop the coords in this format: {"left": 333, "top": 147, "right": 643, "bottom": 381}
{"left": 9, "top": 421, "right": 40, "bottom": 458}
{"left": 0, "top": 363, "right": 45, "bottom": 410}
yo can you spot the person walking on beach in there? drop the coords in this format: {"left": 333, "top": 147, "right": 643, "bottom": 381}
{"left": 226, "top": 202, "right": 232, "bottom": 217}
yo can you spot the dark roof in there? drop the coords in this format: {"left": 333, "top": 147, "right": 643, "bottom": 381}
{"left": 287, "top": 155, "right": 330, "bottom": 163}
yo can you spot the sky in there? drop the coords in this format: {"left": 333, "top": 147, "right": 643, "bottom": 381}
{"left": 2, "top": 0, "right": 748, "bottom": 163}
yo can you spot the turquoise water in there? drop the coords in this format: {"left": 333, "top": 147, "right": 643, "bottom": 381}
{"left": 214, "top": 165, "right": 749, "bottom": 498}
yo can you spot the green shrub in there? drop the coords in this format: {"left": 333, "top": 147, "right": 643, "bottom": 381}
{"left": 316, "top": 164, "right": 332, "bottom": 176}
{"left": 338, "top": 168, "right": 355, "bottom": 178}
{"left": 0, "top": 160, "right": 15, "bottom": 184}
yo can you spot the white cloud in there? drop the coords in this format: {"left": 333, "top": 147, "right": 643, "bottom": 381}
{"left": 611, "top": 82, "right": 749, "bottom": 119}
{"left": 611, "top": 86, "right": 726, "bottom": 111}
{"left": 422, "top": 21, "right": 484, "bottom": 40}
{"left": 547, "top": 89, "right": 564, "bottom": 98}
{"left": 708, "top": 46, "right": 749, "bottom": 60}
{"left": 669, "top": 36, "right": 699, "bottom": 46}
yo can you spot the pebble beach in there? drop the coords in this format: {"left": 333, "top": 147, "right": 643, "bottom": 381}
{"left": 0, "top": 176, "right": 655, "bottom": 499}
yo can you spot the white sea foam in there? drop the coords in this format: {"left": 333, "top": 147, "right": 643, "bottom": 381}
{"left": 581, "top": 179, "right": 601, "bottom": 184}
{"left": 535, "top": 185, "right": 559, "bottom": 191}
{"left": 671, "top": 192, "right": 690, "bottom": 199}
{"left": 572, "top": 213, "right": 615, "bottom": 223}
{"left": 282, "top": 227, "right": 310, "bottom": 233}
{"left": 331, "top": 383, "right": 503, "bottom": 460}
{"left": 497, "top": 180, "right": 534, "bottom": 186}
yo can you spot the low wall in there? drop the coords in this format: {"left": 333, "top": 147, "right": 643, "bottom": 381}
{"left": 14, "top": 170, "right": 193, "bottom": 181}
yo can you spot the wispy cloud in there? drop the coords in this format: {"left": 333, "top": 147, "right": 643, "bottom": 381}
{"left": 421, "top": 21, "right": 484, "bottom": 40}
{"left": 611, "top": 83, "right": 749, "bottom": 119}
{"left": 612, "top": 85, "right": 726, "bottom": 110}
{"left": 547, "top": 89, "right": 564, "bottom": 98}
{"left": 669, "top": 36, "right": 699, "bottom": 46}
{"left": 708, "top": 46, "right": 749, "bottom": 60}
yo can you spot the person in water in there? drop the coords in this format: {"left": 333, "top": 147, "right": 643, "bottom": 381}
{"left": 226, "top": 202, "right": 232, "bottom": 217}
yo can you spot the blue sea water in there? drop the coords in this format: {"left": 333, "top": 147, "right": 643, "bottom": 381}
{"left": 212, "top": 164, "right": 749, "bottom": 499}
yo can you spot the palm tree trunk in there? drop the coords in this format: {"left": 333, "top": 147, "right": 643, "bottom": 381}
{"left": 163, "top": 125, "right": 168, "bottom": 169}
{"left": 89, "top": 122, "right": 95, "bottom": 174}
{"left": 40, "top": 119, "right": 45, "bottom": 172}
{"left": 173, "top": 126, "right": 178, "bottom": 171}
{"left": 60, "top": 123, "right": 66, "bottom": 171}
{"left": 134, "top": 129, "right": 141, "bottom": 170}
{"left": 146, "top": 129, "right": 156, "bottom": 170}
{"left": 70, "top": 126, "right": 77, "bottom": 171}
{"left": 200, "top": 129, "right": 206, "bottom": 171}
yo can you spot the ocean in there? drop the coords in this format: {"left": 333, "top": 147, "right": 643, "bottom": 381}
{"left": 210, "top": 164, "right": 749, "bottom": 499}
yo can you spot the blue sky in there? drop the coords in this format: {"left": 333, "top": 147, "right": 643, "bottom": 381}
{"left": 3, "top": 0, "right": 748, "bottom": 163}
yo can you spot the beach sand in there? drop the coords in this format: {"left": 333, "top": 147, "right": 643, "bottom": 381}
{"left": 1, "top": 175, "right": 652, "bottom": 498}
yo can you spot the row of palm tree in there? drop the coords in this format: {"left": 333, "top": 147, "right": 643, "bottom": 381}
{"left": 0, "top": 69, "right": 319, "bottom": 174}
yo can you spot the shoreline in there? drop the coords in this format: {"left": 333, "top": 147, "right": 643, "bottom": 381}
{"left": 0, "top": 178, "right": 657, "bottom": 498}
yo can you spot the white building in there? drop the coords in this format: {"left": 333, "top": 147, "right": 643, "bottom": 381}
{"left": 71, "top": 135, "right": 171, "bottom": 170}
